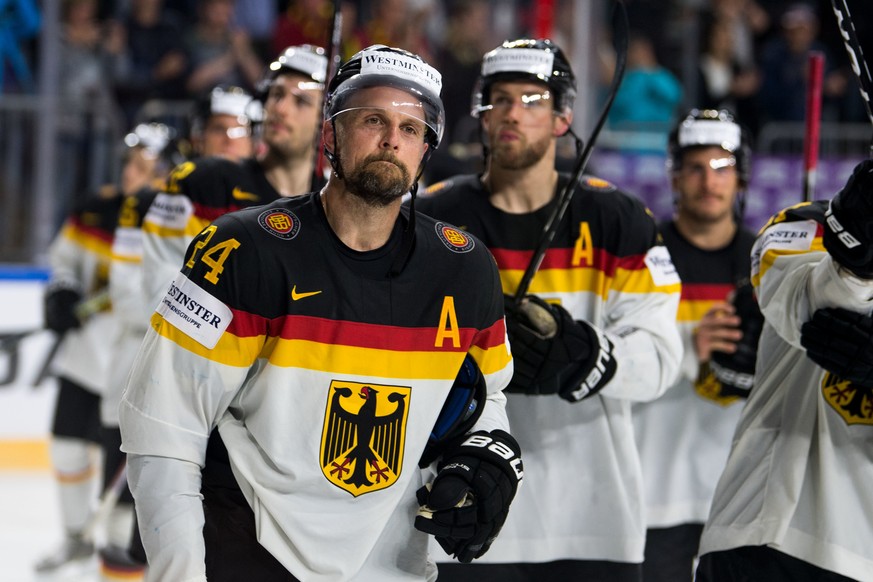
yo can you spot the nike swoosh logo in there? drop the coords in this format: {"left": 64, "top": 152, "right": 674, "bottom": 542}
{"left": 232, "top": 187, "right": 259, "bottom": 201}
{"left": 291, "top": 285, "right": 322, "bottom": 301}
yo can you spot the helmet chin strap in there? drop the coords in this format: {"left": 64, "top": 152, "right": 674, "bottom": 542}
{"left": 388, "top": 151, "right": 432, "bottom": 277}
{"left": 323, "top": 119, "right": 344, "bottom": 181}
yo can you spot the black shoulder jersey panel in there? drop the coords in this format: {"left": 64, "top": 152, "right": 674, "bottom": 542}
{"left": 117, "top": 187, "right": 160, "bottom": 230}
{"left": 166, "top": 156, "right": 284, "bottom": 213}
{"left": 659, "top": 220, "right": 757, "bottom": 286}
{"left": 181, "top": 192, "right": 503, "bottom": 330}
{"left": 418, "top": 173, "right": 659, "bottom": 257}
{"left": 70, "top": 194, "right": 125, "bottom": 239}
{"left": 760, "top": 200, "right": 828, "bottom": 231}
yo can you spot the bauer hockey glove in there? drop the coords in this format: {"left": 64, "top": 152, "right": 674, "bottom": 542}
{"left": 823, "top": 159, "right": 873, "bottom": 279}
{"left": 43, "top": 281, "right": 83, "bottom": 333}
{"left": 709, "top": 280, "right": 764, "bottom": 398}
{"left": 503, "top": 294, "right": 617, "bottom": 401}
{"left": 414, "top": 430, "right": 523, "bottom": 563}
{"left": 800, "top": 307, "right": 873, "bottom": 388}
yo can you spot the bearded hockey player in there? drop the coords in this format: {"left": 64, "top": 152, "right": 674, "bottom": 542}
{"left": 417, "top": 38, "right": 682, "bottom": 581}
{"left": 140, "top": 44, "right": 328, "bottom": 314}
{"left": 119, "top": 45, "right": 522, "bottom": 581}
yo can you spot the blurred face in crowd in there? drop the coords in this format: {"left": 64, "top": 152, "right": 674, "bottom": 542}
{"left": 481, "top": 80, "right": 570, "bottom": 171}
{"left": 121, "top": 147, "right": 161, "bottom": 196}
{"left": 197, "top": 113, "right": 254, "bottom": 161}
{"left": 327, "top": 86, "right": 429, "bottom": 206}
{"left": 262, "top": 72, "right": 324, "bottom": 161}
{"left": 673, "top": 145, "right": 740, "bottom": 224}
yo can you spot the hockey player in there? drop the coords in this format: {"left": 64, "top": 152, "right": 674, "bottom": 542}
{"left": 34, "top": 147, "right": 129, "bottom": 574}
{"left": 695, "top": 161, "right": 873, "bottom": 581}
{"left": 632, "top": 109, "right": 763, "bottom": 582}
{"left": 119, "top": 45, "right": 521, "bottom": 581}
{"left": 140, "top": 44, "right": 328, "bottom": 314}
{"left": 185, "top": 83, "right": 260, "bottom": 161}
{"left": 416, "top": 38, "right": 682, "bottom": 580}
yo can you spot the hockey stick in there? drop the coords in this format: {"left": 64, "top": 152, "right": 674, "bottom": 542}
{"left": 830, "top": 0, "right": 873, "bottom": 157}
{"left": 803, "top": 51, "right": 825, "bottom": 202}
{"left": 311, "top": 0, "right": 344, "bottom": 190}
{"left": 81, "top": 460, "right": 128, "bottom": 544}
{"left": 512, "top": 0, "right": 629, "bottom": 304}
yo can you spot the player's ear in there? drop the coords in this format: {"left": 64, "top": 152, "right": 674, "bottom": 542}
{"left": 322, "top": 120, "right": 336, "bottom": 156}
{"left": 554, "top": 110, "right": 573, "bottom": 137}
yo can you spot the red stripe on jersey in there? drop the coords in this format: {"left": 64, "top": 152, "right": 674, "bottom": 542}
{"left": 226, "top": 312, "right": 506, "bottom": 352}
{"left": 681, "top": 282, "right": 734, "bottom": 302}
{"left": 490, "top": 246, "right": 646, "bottom": 275}
{"left": 67, "top": 215, "right": 114, "bottom": 244}
{"left": 192, "top": 201, "right": 245, "bottom": 223}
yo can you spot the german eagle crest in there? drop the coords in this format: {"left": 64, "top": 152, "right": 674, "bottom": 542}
{"left": 320, "top": 380, "right": 410, "bottom": 496}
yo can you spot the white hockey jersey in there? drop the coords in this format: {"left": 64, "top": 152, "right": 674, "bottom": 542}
{"left": 699, "top": 201, "right": 873, "bottom": 581}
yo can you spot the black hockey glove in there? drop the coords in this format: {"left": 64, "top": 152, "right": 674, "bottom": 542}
{"left": 709, "top": 281, "right": 764, "bottom": 398}
{"left": 414, "top": 430, "right": 523, "bottom": 563}
{"left": 800, "top": 307, "right": 873, "bottom": 387}
{"left": 503, "top": 294, "right": 617, "bottom": 401}
{"left": 43, "top": 282, "right": 82, "bottom": 333}
{"left": 823, "top": 159, "right": 873, "bottom": 279}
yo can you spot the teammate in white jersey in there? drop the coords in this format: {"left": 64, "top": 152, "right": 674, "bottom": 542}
{"left": 120, "top": 45, "right": 522, "bottom": 582}
{"left": 633, "top": 109, "right": 762, "bottom": 582}
{"left": 417, "top": 38, "right": 682, "bottom": 582}
{"left": 697, "top": 160, "right": 873, "bottom": 581}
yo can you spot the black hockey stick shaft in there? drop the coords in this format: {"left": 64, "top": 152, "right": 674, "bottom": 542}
{"left": 830, "top": 0, "right": 873, "bottom": 157}
{"left": 312, "top": 0, "right": 344, "bottom": 190}
{"left": 513, "top": 0, "right": 629, "bottom": 304}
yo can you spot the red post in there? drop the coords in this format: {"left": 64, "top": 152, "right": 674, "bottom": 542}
{"left": 803, "top": 51, "right": 825, "bottom": 202}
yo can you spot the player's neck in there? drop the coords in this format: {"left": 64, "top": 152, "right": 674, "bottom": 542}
{"left": 261, "top": 152, "right": 315, "bottom": 197}
{"left": 674, "top": 213, "right": 738, "bottom": 251}
{"left": 482, "top": 159, "right": 559, "bottom": 214}
{"left": 320, "top": 184, "right": 401, "bottom": 251}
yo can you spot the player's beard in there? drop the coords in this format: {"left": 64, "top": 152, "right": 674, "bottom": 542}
{"left": 490, "top": 129, "right": 551, "bottom": 170}
{"left": 342, "top": 153, "right": 413, "bottom": 207}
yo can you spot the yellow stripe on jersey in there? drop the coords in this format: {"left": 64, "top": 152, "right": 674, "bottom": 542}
{"left": 152, "top": 313, "right": 512, "bottom": 380}
{"left": 500, "top": 265, "right": 680, "bottom": 297}
{"left": 752, "top": 238, "right": 826, "bottom": 288}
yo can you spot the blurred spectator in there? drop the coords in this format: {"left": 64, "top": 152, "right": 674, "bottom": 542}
{"left": 696, "top": 14, "right": 761, "bottom": 133}
{"left": 271, "top": 0, "right": 357, "bottom": 61}
{"left": 347, "top": 0, "right": 431, "bottom": 61}
{"left": 709, "top": 0, "right": 771, "bottom": 69}
{"left": 232, "top": 0, "right": 277, "bottom": 62}
{"left": 0, "top": 0, "right": 40, "bottom": 92}
{"left": 607, "top": 31, "right": 683, "bottom": 151}
{"left": 110, "top": 0, "right": 189, "bottom": 127}
{"left": 756, "top": 3, "right": 846, "bottom": 125}
{"left": 183, "top": 0, "right": 264, "bottom": 96}
{"left": 55, "top": 0, "right": 120, "bottom": 231}
{"left": 424, "top": 0, "right": 493, "bottom": 184}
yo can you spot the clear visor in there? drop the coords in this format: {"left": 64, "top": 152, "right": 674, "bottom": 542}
{"left": 473, "top": 90, "right": 553, "bottom": 117}
{"left": 328, "top": 75, "right": 444, "bottom": 146}
{"left": 330, "top": 103, "right": 437, "bottom": 143}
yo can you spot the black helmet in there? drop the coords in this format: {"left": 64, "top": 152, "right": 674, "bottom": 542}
{"left": 324, "top": 44, "right": 445, "bottom": 150}
{"left": 667, "top": 108, "right": 751, "bottom": 186}
{"left": 259, "top": 44, "right": 329, "bottom": 97}
{"left": 471, "top": 38, "right": 577, "bottom": 118}
{"left": 190, "top": 84, "right": 261, "bottom": 137}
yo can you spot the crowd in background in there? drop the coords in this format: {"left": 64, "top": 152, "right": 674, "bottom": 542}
{"left": 2, "top": 0, "right": 873, "bottom": 240}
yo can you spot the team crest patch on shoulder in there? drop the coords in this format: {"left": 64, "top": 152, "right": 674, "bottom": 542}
{"left": 821, "top": 372, "right": 873, "bottom": 425}
{"left": 320, "top": 381, "right": 411, "bottom": 497}
{"left": 582, "top": 177, "right": 617, "bottom": 192}
{"left": 258, "top": 208, "right": 300, "bottom": 240}
{"left": 436, "top": 222, "right": 475, "bottom": 253}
